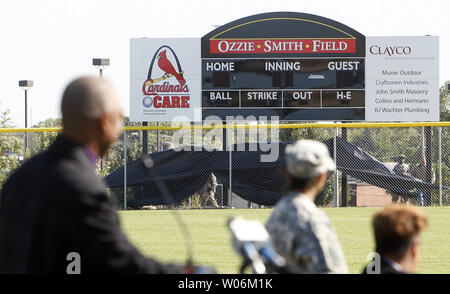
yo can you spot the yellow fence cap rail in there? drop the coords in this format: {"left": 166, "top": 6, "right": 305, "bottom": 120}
{"left": 0, "top": 121, "right": 449, "bottom": 133}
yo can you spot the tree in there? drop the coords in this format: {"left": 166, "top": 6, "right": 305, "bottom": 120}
{"left": 101, "top": 119, "right": 179, "bottom": 207}
{"left": 440, "top": 81, "right": 450, "bottom": 122}
{"left": 0, "top": 104, "right": 22, "bottom": 188}
{"left": 29, "top": 117, "right": 61, "bottom": 156}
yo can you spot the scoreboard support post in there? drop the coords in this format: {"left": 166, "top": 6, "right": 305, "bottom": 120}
{"left": 425, "top": 126, "right": 433, "bottom": 206}
{"left": 156, "top": 122, "right": 160, "bottom": 151}
{"left": 341, "top": 127, "right": 348, "bottom": 207}
{"left": 438, "top": 127, "right": 442, "bottom": 207}
{"left": 222, "top": 126, "right": 230, "bottom": 207}
{"left": 333, "top": 128, "right": 339, "bottom": 207}
{"left": 123, "top": 132, "right": 127, "bottom": 210}
{"left": 142, "top": 121, "right": 148, "bottom": 155}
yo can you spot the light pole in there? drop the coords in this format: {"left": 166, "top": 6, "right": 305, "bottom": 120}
{"left": 19, "top": 80, "right": 33, "bottom": 162}
{"left": 92, "top": 58, "right": 110, "bottom": 171}
{"left": 92, "top": 58, "right": 110, "bottom": 78}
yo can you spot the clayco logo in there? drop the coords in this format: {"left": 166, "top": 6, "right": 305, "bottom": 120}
{"left": 142, "top": 46, "right": 190, "bottom": 109}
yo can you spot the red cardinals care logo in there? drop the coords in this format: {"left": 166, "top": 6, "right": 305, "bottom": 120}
{"left": 142, "top": 46, "right": 190, "bottom": 109}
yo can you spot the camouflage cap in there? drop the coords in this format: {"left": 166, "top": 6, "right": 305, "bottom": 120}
{"left": 285, "top": 140, "right": 335, "bottom": 179}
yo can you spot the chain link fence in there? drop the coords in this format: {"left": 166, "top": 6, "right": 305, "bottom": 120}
{"left": 0, "top": 123, "right": 449, "bottom": 209}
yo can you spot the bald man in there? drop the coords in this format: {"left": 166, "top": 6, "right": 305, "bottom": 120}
{"left": 0, "top": 77, "right": 190, "bottom": 274}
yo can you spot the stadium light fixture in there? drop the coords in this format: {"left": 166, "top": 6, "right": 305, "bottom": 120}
{"left": 92, "top": 58, "right": 110, "bottom": 79}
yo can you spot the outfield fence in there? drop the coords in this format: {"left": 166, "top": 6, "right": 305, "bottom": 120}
{"left": 0, "top": 122, "right": 449, "bottom": 209}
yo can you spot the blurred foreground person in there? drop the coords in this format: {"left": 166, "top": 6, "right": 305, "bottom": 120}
{"left": 266, "top": 140, "right": 348, "bottom": 274}
{"left": 363, "top": 205, "right": 428, "bottom": 274}
{"left": 0, "top": 77, "right": 195, "bottom": 274}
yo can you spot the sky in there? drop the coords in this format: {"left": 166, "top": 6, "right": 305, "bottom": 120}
{"left": 0, "top": 0, "right": 448, "bottom": 127}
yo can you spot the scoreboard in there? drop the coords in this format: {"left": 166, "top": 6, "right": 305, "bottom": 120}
{"left": 131, "top": 12, "right": 439, "bottom": 122}
{"left": 201, "top": 58, "right": 365, "bottom": 120}
{"left": 200, "top": 12, "right": 367, "bottom": 121}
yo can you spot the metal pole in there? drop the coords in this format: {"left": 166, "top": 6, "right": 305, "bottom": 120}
{"left": 425, "top": 126, "right": 432, "bottom": 206}
{"left": 333, "top": 127, "right": 339, "bottom": 207}
{"left": 224, "top": 123, "right": 233, "bottom": 208}
{"left": 438, "top": 127, "right": 442, "bottom": 207}
{"left": 23, "top": 89, "right": 28, "bottom": 161}
{"left": 143, "top": 122, "right": 148, "bottom": 155}
{"left": 99, "top": 69, "right": 104, "bottom": 170}
{"left": 124, "top": 131, "right": 127, "bottom": 210}
{"left": 421, "top": 126, "right": 425, "bottom": 157}
{"left": 221, "top": 127, "right": 228, "bottom": 207}
{"left": 25, "top": 89, "right": 28, "bottom": 129}
{"left": 157, "top": 122, "right": 160, "bottom": 151}
{"left": 341, "top": 127, "right": 347, "bottom": 207}
{"left": 229, "top": 142, "right": 232, "bottom": 209}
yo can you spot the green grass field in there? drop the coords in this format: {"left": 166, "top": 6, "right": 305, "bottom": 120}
{"left": 119, "top": 207, "right": 450, "bottom": 274}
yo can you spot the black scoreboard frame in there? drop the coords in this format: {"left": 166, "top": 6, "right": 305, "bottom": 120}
{"left": 200, "top": 11, "right": 366, "bottom": 121}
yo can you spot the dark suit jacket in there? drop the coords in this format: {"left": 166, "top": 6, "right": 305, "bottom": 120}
{"left": 362, "top": 259, "right": 406, "bottom": 274}
{"left": 0, "top": 135, "right": 185, "bottom": 274}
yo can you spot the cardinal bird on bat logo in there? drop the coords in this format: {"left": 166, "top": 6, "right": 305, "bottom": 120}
{"left": 142, "top": 46, "right": 191, "bottom": 109}
{"left": 143, "top": 47, "right": 188, "bottom": 90}
{"left": 156, "top": 50, "right": 186, "bottom": 86}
